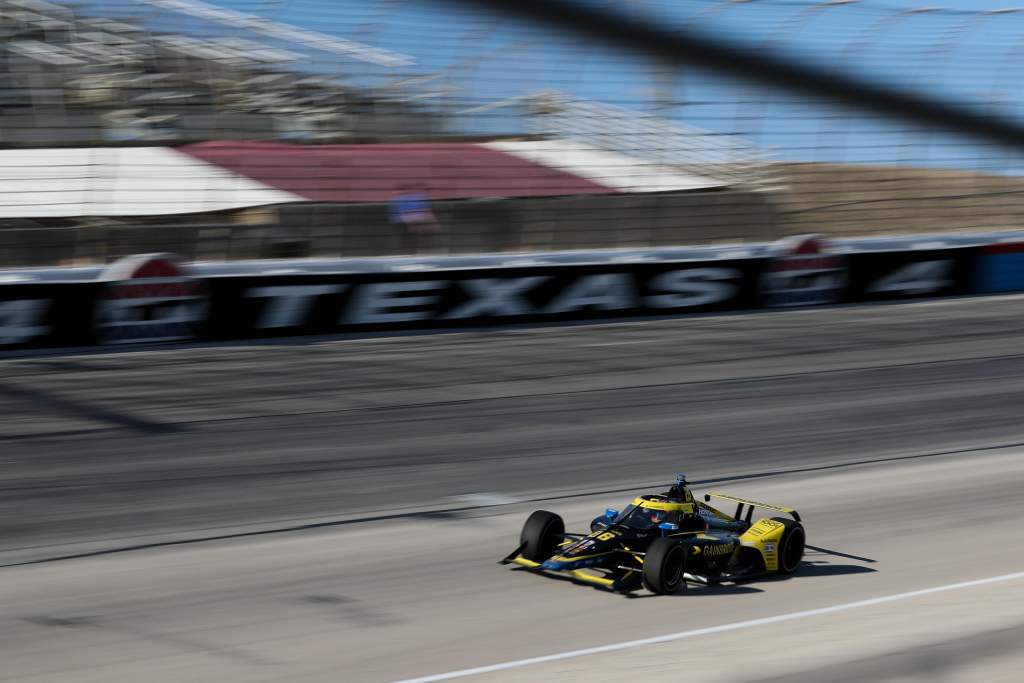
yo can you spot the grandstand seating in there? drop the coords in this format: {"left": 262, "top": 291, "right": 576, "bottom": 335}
{"left": 0, "top": 0, "right": 783, "bottom": 264}
{"left": 0, "top": 0, "right": 444, "bottom": 146}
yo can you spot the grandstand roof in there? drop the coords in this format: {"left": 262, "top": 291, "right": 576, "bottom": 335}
{"left": 0, "top": 147, "right": 302, "bottom": 218}
{"left": 179, "top": 141, "right": 610, "bottom": 202}
{"left": 484, "top": 140, "right": 725, "bottom": 194}
{"left": 0, "top": 141, "right": 729, "bottom": 218}
{"left": 180, "top": 140, "right": 726, "bottom": 203}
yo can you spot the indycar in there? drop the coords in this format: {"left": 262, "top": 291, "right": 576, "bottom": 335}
{"left": 500, "top": 475, "right": 805, "bottom": 594}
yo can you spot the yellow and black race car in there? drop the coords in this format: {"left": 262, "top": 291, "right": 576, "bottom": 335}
{"left": 500, "top": 475, "right": 805, "bottom": 594}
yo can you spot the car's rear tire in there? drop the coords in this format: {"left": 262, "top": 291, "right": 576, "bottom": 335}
{"left": 772, "top": 517, "right": 806, "bottom": 575}
{"left": 520, "top": 510, "right": 565, "bottom": 562}
{"left": 643, "top": 537, "right": 687, "bottom": 594}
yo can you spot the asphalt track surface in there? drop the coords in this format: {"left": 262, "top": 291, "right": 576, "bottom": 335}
{"left": 2, "top": 295, "right": 1024, "bottom": 681}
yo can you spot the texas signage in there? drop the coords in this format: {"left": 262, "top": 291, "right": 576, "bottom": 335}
{"left": 203, "top": 261, "right": 763, "bottom": 337}
{"left": 0, "top": 244, "right": 983, "bottom": 350}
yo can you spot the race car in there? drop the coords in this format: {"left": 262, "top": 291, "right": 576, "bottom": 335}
{"left": 499, "top": 475, "right": 805, "bottom": 594}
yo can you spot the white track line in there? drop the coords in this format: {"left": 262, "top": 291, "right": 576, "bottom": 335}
{"left": 393, "top": 570, "right": 1024, "bottom": 683}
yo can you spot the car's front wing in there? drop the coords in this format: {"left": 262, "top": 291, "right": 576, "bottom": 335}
{"left": 499, "top": 543, "right": 630, "bottom": 590}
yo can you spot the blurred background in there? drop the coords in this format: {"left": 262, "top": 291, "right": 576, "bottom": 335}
{"left": 5, "top": 0, "right": 1024, "bottom": 265}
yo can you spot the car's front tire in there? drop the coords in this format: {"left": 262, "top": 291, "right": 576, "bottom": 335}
{"left": 520, "top": 510, "right": 565, "bottom": 562}
{"left": 643, "top": 537, "right": 687, "bottom": 594}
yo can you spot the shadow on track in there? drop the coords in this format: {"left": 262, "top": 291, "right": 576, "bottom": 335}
{"left": 797, "top": 562, "right": 878, "bottom": 578}
{"left": 805, "top": 544, "right": 877, "bottom": 564}
{"left": 509, "top": 565, "right": 764, "bottom": 597}
{"left": 0, "top": 379, "right": 181, "bottom": 436}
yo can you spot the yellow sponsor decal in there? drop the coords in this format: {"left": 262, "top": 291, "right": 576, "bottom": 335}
{"left": 550, "top": 551, "right": 613, "bottom": 563}
{"left": 739, "top": 518, "right": 786, "bottom": 572}
{"left": 632, "top": 497, "right": 695, "bottom": 513}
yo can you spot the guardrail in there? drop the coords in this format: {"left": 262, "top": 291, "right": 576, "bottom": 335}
{"left": 1, "top": 233, "right": 1021, "bottom": 350}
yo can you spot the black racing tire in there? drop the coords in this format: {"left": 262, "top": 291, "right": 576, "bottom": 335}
{"left": 772, "top": 517, "right": 806, "bottom": 575}
{"left": 643, "top": 537, "right": 688, "bottom": 594}
{"left": 520, "top": 510, "right": 565, "bottom": 562}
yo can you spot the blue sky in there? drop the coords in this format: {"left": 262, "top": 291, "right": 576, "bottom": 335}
{"left": 98, "top": 0, "right": 1024, "bottom": 171}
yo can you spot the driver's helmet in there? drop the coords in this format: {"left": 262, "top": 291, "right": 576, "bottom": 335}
{"left": 649, "top": 509, "right": 667, "bottom": 524}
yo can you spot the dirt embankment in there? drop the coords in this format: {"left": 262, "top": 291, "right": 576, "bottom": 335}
{"left": 771, "top": 162, "right": 1024, "bottom": 238}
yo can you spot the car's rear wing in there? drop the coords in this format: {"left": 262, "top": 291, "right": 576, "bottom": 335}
{"left": 704, "top": 491, "right": 801, "bottom": 523}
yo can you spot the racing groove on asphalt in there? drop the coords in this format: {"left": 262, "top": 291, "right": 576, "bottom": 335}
{"left": 3, "top": 296, "right": 1024, "bottom": 682}
{"left": 4, "top": 295, "right": 1024, "bottom": 556}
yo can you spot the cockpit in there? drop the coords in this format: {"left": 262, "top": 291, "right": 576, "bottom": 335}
{"left": 612, "top": 506, "right": 682, "bottom": 530}
{"left": 608, "top": 495, "right": 698, "bottom": 531}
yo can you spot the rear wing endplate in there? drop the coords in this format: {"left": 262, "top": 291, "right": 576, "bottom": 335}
{"left": 704, "top": 491, "right": 801, "bottom": 523}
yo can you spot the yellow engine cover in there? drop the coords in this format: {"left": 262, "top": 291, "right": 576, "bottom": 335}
{"left": 739, "top": 517, "right": 787, "bottom": 572}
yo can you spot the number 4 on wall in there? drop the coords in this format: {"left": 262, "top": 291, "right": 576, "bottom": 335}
{"left": 867, "top": 260, "right": 954, "bottom": 295}
{"left": 0, "top": 299, "right": 50, "bottom": 345}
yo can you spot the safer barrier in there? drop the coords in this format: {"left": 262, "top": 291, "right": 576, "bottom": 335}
{"left": 0, "top": 235, "right": 1010, "bottom": 351}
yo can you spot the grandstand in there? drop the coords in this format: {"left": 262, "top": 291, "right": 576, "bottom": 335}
{"left": 0, "top": 0, "right": 444, "bottom": 146}
{"left": 0, "top": 0, "right": 785, "bottom": 265}
{"left": 3, "top": 0, "right": 1024, "bottom": 269}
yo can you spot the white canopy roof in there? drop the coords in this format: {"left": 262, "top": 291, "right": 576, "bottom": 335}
{"left": 0, "top": 146, "right": 303, "bottom": 218}
{"left": 484, "top": 139, "right": 727, "bottom": 193}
